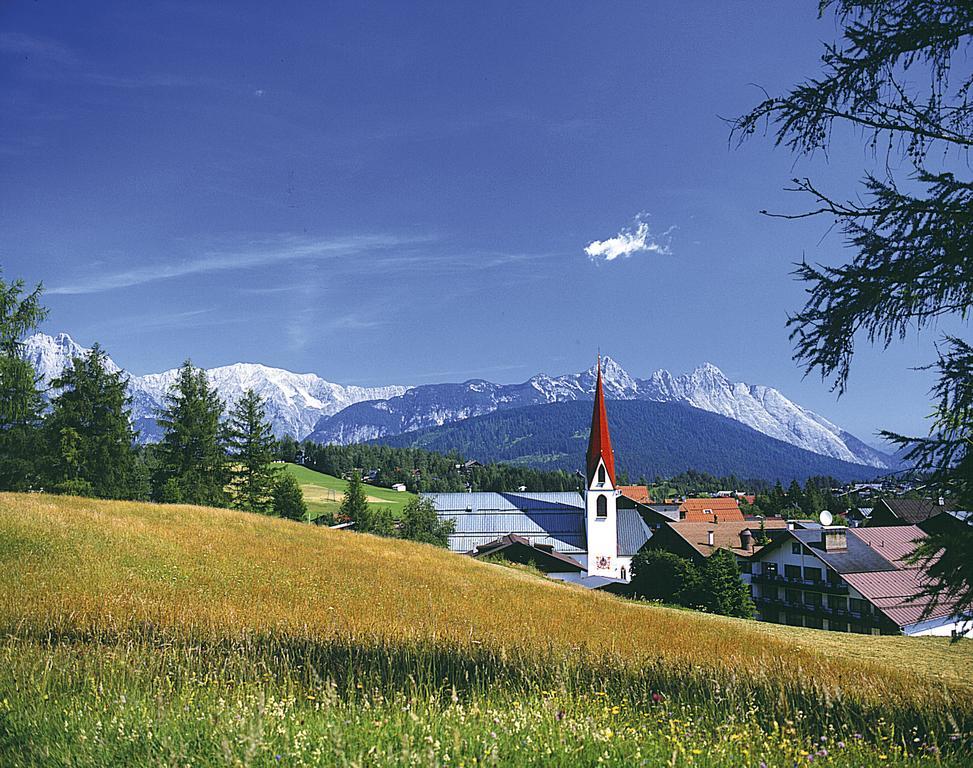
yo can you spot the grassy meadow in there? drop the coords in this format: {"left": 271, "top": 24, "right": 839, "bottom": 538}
{"left": 0, "top": 492, "right": 971, "bottom": 766}
{"left": 284, "top": 462, "right": 416, "bottom": 520}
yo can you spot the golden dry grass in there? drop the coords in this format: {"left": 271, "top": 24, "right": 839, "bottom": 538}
{"left": 1, "top": 492, "right": 970, "bottom": 712}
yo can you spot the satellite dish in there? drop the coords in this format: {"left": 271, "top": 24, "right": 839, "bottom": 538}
{"left": 819, "top": 510, "right": 833, "bottom": 527}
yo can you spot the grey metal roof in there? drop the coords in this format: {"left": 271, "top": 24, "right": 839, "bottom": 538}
{"left": 644, "top": 504, "right": 681, "bottom": 521}
{"left": 425, "top": 492, "right": 585, "bottom": 554}
{"left": 616, "top": 508, "right": 652, "bottom": 556}
{"left": 791, "top": 528, "right": 898, "bottom": 574}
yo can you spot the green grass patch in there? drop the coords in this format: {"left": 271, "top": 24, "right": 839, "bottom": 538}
{"left": 283, "top": 463, "right": 415, "bottom": 520}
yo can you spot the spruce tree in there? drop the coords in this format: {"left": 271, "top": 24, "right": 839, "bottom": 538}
{"left": 44, "top": 346, "right": 144, "bottom": 499}
{"left": 701, "top": 549, "right": 755, "bottom": 619}
{"left": 630, "top": 549, "right": 704, "bottom": 606}
{"left": 338, "top": 470, "right": 369, "bottom": 525}
{"left": 0, "top": 272, "right": 47, "bottom": 491}
{"left": 272, "top": 472, "right": 307, "bottom": 521}
{"left": 226, "top": 389, "right": 279, "bottom": 513}
{"left": 153, "top": 361, "right": 227, "bottom": 507}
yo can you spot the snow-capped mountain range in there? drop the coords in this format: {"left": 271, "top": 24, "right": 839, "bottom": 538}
{"left": 23, "top": 332, "right": 895, "bottom": 469}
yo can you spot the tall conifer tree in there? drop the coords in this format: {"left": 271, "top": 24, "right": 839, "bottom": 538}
{"left": 153, "top": 361, "right": 227, "bottom": 507}
{"left": 0, "top": 272, "right": 47, "bottom": 490}
{"left": 45, "top": 346, "right": 145, "bottom": 499}
{"left": 226, "top": 388, "right": 278, "bottom": 513}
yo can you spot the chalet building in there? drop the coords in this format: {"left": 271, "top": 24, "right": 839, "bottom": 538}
{"left": 865, "top": 498, "right": 969, "bottom": 535}
{"left": 645, "top": 518, "right": 789, "bottom": 565}
{"left": 427, "top": 358, "right": 656, "bottom": 587}
{"left": 746, "top": 524, "right": 969, "bottom": 636}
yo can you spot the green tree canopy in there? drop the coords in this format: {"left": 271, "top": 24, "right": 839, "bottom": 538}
{"left": 44, "top": 346, "right": 146, "bottom": 500}
{"left": 337, "top": 470, "right": 369, "bottom": 525}
{"left": 0, "top": 271, "right": 47, "bottom": 490}
{"left": 629, "top": 549, "right": 704, "bottom": 607}
{"left": 272, "top": 472, "right": 308, "bottom": 522}
{"left": 701, "top": 549, "right": 755, "bottom": 619}
{"left": 226, "top": 389, "right": 279, "bottom": 513}
{"left": 399, "top": 496, "right": 454, "bottom": 547}
{"left": 733, "top": 0, "right": 973, "bottom": 626}
{"left": 153, "top": 361, "right": 227, "bottom": 507}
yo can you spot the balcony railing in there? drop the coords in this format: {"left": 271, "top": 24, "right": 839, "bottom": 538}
{"left": 751, "top": 572, "right": 849, "bottom": 595}
{"left": 753, "top": 596, "right": 876, "bottom": 623}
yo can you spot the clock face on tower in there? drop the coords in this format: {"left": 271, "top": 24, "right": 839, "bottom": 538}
{"left": 596, "top": 556, "right": 611, "bottom": 571}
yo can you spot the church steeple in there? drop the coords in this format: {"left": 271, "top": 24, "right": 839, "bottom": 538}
{"left": 586, "top": 355, "right": 616, "bottom": 486}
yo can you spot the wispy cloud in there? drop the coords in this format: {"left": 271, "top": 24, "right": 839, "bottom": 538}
{"left": 584, "top": 216, "right": 674, "bottom": 263}
{"left": 48, "top": 234, "right": 430, "bottom": 295}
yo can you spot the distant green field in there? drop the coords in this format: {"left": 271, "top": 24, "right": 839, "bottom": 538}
{"left": 283, "top": 462, "right": 416, "bottom": 520}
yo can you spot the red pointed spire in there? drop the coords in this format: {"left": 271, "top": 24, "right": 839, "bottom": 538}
{"left": 586, "top": 356, "right": 616, "bottom": 485}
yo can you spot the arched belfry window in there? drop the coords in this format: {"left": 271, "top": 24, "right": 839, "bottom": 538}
{"left": 597, "top": 464, "right": 606, "bottom": 484}
{"left": 596, "top": 494, "right": 608, "bottom": 518}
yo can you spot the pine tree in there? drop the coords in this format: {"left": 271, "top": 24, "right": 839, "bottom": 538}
{"left": 337, "top": 470, "right": 369, "bottom": 525}
{"left": 701, "top": 549, "right": 755, "bottom": 619}
{"left": 272, "top": 472, "right": 307, "bottom": 521}
{"left": 153, "top": 361, "right": 228, "bottom": 507}
{"left": 226, "top": 389, "right": 279, "bottom": 513}
{"left": 0, "top": 272, "right": 47, "bottom": 491}
{"left": 399, "top": 496, "right": 454, "bottom": 547}
{"left": 44, "top": 346, "right": 144, "bottom": 499}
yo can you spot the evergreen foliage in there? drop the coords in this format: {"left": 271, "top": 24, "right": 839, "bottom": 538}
{"left": 733, "top": 0, "right": 973, "bottom": 625}
{"left": 272, "top": 472, "right": 307, "bottom": 521}
{"left": 152, "top": 361, "right": 228, "bottom": 507}
{"left": 399, "top": 496, "right": 455, "bottom": 547}
{"left": 337, "top": 470, "right": 370, "bottom": 525}
{"left": 287, "top": 440, "right": 580, "bottom": 494}
{"left": 226, "top": 389, "right": 279, "bottom": 513}
{"left": 44, "top": 346, "right": 147, "bottom": 500}
{"left": 701, "top": 549, "right": 756, "bottom": 619}
{"left": 0, "top": 272, "right": 47, "bottom": 491}
{"left": 629, "top": 549, "right": 703, "bottom": 606}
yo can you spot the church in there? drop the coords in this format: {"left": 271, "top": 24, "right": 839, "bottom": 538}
{"left": 425, "top": 358, "right": 666, "bottom": 588}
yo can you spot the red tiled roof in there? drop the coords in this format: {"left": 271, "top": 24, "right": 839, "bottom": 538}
{"left": 665, "top": 519, "right": 788, "bottom": 557}
{"left": 586, "top": 358, "right": 616, "bottom": 486}
{"left": 679, "top": 497, "right": 744, "bottom": 522}
{"left": 618, "top": 485, "right": 652, "bottom": 504}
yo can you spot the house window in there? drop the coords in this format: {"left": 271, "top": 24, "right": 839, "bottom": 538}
{"left": 791, "top": 543, "right": 802, "bottom": 555}
{"left": 737, "top": 559, "right": 752, "bottom": 574}
{"left": 763, "top": 585, "right": 778, "bottom": 600}
{"left": 787, "top": 613, "right": 803, "bottom": 626}
{"left": 762, "top": 562, "right": 778, "bottom": 576}
{"left": 596, "top": 495, "right": 608, "bottom": 518}
{"left": 805, "top": 615, "right": 824, "bottom": 629}
{"left": 804, "top": 592, "right": 822, "bottom": 607}
{"left": 828, "top": 595, "right": 848, "bottom": 611}
{"left": 785, "top": 588, "right": 800, "bottom": 604}
{"left": 620, "top": 566, "right": 627, "bottom": 580}
{"left": 784, "top": 564, "right": 802, "bottom": 579}
{"left": 803, "top": 567, "right": 822, "bottom": 583}
{"left": 598, "top": 464, "right": 606, "bottom": 484}
{"left": 830, "top": 620, "right": 848, "bottom": 632}
{"left": 849, "top": 598, "right": 868, "bottom": 614}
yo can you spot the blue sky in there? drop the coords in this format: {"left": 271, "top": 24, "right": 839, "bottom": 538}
{"left": 0, "top": 1, "right": 961, "bottom": 441}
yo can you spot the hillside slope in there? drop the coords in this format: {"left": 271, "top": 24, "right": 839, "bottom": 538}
{"left": 1, "top": 493, "right": 968, "bottom": 692}
{"left": 373, "top": 400, "right": 882, "bottom": 483}
{"left": 1, "top": 493, "right": 971, "bottom": 766}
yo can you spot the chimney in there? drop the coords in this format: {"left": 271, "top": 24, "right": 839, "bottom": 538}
{"left": 821, "top": 527, "right": 847, "bottom": 551}
{"left": 787, "top": 521, "right": 795, "bottom": 530}
{"left": 714, "top": 513, "right": 720, "bottom": 524}
{"left": 707, "top": 530, "right": 715, "bottom": 547}
{"left": 739, "top": 529, "right": 753, "bottom": 552}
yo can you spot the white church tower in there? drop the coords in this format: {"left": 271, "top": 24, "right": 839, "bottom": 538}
{"left": 585, "top": 357, "right": 621, "bottom": 577}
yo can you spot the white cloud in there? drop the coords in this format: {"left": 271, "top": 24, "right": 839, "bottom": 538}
{"left": 584, "top": 219, "right": 673, "bottom": 262}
